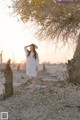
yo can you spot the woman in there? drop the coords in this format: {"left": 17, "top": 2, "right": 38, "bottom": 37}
{"left": 24, "top": 44, "right": 39, "bottom": 92}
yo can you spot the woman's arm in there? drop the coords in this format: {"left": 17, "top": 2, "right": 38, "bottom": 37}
{"left": 24, "top": 45, "right": 30, "bottom": 56}
{"left": 24, "top": 45, "right": 30, "bottom": 50}
{"left": 24, "top": 45, "right": 30, "bottom": 48}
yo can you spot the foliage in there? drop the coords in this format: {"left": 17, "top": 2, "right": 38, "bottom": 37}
{"left": 12, "top": 0, "right": 80, "bottom": 42}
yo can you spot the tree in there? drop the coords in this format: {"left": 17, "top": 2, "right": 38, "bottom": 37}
{"left": 12, "top": 0, "right": 80, "bottom": 84}
{"left": 4, "top": 59, "right": 13, "bottom": 99}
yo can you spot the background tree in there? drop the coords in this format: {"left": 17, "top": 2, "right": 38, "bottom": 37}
{"left": 12, "top": 0, "right": 80, "bottom": 84}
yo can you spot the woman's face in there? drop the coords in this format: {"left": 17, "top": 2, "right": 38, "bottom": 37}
{"left": 30, "top": 45, "right": 35, "bottom": 51}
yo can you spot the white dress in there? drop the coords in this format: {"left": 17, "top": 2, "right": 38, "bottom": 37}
{"left": 24, "top": 46, "right": 39, "bottom": 77}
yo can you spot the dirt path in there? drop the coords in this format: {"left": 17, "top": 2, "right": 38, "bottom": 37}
{"left": 0, "top": 80, "right": 80, "bottom": 120}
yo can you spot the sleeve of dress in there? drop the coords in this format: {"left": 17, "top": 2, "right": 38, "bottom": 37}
{"left": 24, "top": 46, "right": 29, "bottom": 57}
{"left": 36, "top": 54, "right": 39, "bottom": 67}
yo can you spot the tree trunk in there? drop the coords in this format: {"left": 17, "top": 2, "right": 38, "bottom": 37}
{"left": 4, "top": 59, "right": 13, "bottom": 99}
{"left": 67, "top": 33, "right": 80, "bottom": 84}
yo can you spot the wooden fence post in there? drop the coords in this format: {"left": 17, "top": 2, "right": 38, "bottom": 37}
{"left": 4, "top": 59, "right": 13, "bottom": 99}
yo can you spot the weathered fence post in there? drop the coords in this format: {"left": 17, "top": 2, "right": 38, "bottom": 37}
{"left": 4, "top": 59, "right": 13, "bottom": 99}
{"left": 17, "top": 63, "right": 21, "bottom": 71}
{"left": 43, "top": 64, "right": 46, "bottom": 71}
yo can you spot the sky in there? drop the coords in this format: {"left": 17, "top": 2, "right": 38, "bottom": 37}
{"left": 0, "top": 0, "right": 76, "bottom": 64}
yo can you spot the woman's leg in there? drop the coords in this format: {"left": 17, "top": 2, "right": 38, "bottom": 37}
{"left": 30, "top": 77, "right": 36, "bottom": 92}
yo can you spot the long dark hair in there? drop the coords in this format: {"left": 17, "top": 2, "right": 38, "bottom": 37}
{"left": 27, "top": 44, "right": 38, "bottom": 59}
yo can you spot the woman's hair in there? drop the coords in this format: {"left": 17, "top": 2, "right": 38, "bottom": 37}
{"left": 27, "top": 44, "right": 38, "bottom": 59}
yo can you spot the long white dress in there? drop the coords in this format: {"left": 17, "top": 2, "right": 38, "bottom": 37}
{"left": 24, "top": 46, "right": 39, "bottom": 77}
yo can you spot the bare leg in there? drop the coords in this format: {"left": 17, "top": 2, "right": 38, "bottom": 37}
{"left": 30, "top": 77, "right": 36, "bottom": 92}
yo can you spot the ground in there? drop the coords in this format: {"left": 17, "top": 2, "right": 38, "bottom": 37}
{"left": 0, "top": 80, "right": 80, "bottom": 120}
{"left": 0, "top": 64, "right": 80, "bottom": 120}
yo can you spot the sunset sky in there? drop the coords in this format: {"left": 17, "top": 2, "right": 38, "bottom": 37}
{"left": 0, "top": 0, "right": 76, "bottom": 64}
